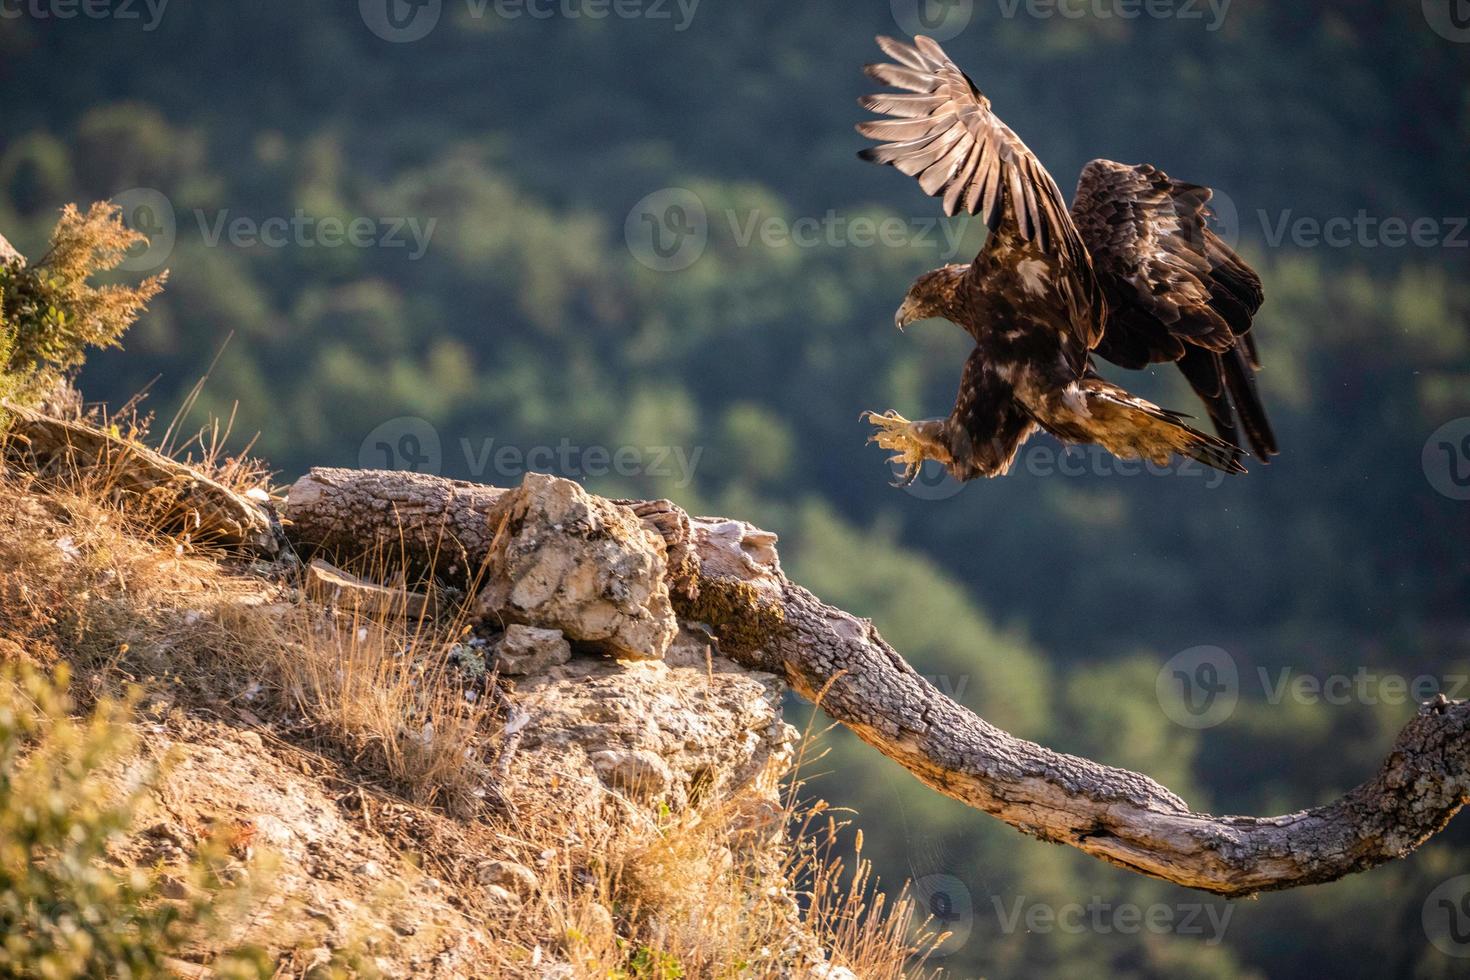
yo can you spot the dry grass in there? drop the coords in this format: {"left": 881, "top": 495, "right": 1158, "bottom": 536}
{"left": 474, "top": 793, "right": 937, "bottom": 979}
{"left": 474, "top": 700, "right": 942, "bottom": 979}
{"left": 0, "top": 419, "right": 940, "bottom": 978}
{"left": 0, "top": 429, "right": 500, "bottom": 816}
{"left": 220, "top": 577, "right": 499, "bottom": 818}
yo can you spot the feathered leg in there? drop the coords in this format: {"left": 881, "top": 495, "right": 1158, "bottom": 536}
{"left": 864, "top": 348, "right": 1038, "bottom": 484}
{"left": 1027, "top": 376, "right": 1247, "bottom": 475}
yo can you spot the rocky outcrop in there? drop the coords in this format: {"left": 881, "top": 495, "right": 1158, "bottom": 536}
{"left": 505, "top": 626, "right": 794, "bottom": 813}
{"left": 475, "top": 473, "right": 678, "bottom": 661}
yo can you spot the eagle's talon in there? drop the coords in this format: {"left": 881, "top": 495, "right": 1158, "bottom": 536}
{"left": 890, "top": 460, "right": 921, "bottom": 488}
{"left": 864, "top": 409, "right": 948, "bottom": 486}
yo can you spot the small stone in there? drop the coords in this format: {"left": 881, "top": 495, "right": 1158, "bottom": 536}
{"left": 479, "top": 860, "right": 539, "bottom": 899}
{"left": 484, "top": 884, "right": 522, "bottom": 910}
{"left": 589, "top": 748, "right": 672, "bottom": 800}
{"left": 307, "top": 559, "right": 435, "bottom": 619}
{"left": 493, "top": 625, "right": 572, "bottom": 677}
{"left": 158, "top": 875, "right": 194, "bottom": 901}
{"left": 235, "top": 730, "right": 264, "bottom": 752}
{"left": 353, "top": 860, "right": 381, "bottom": 877}
{"left": 581, "top": 901, "right": 616, "bottom": 946}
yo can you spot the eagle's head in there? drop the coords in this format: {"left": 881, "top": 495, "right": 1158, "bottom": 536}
{"left": 895, "top": 264, "right": 969, "bottom": 330}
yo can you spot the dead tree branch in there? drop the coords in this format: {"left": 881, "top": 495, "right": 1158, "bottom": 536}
{"left": 4, "top": 405, "right": 277, "bottom": 554}
{"left": 283, "top": 467, "right": 1470, "bottom": 897}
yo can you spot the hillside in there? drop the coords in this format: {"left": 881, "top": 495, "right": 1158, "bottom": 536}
{"left": 0, "top": 211, "right": 930, "bottom": 977}
{"left": 0, "top": 416, "right": 930, "bottom": 977}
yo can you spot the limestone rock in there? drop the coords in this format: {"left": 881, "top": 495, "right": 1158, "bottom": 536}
{"left": 589, "top": 747, "right": 674, "bottom": 801}
{"left": 307, "top": 559, "right": 434, "bottom": 619}
{"left": 483, "top": 884, "right": 521, "bottom": 911}
{"left": 492, "top": 625, "right": 571, "bottom": 676}
{"left": 477, "top": 473, "right": 677, "bottom": 661}
{"left": 582, "top": 901, "right": 616, "bottom": 946}
{"left": 505, "top": 653, "right": 794, "bottom": 814}
{"left": 478, "top": 860, "right": 539, "bottom": 899}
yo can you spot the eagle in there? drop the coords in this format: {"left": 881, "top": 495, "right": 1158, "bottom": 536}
{"left": 857, "top": 35, "right": 1277, "bottom": 485}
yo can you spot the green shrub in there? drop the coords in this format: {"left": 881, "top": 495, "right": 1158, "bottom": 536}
{"left": 0, "top": 202, "right": 164, "bottom": 416}
{"left": 0, "top": 664, "right": 266, "bottom": 979}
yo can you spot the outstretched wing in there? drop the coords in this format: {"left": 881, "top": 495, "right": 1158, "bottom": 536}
{"left": 1071, "top": 159, "right": 1277, "bottom": 461}
{"left": 857, "top": 34, "right": 1100, "bottom": 344}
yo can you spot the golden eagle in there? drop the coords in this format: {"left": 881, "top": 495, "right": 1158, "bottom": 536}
{"left": 857, "top": 35, "right": 1277, "bottom": 484}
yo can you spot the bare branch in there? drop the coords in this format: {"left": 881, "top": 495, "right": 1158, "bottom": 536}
{"left": 283, "top": 468, "right": 1470, "bottom": 897}
{"left": 4, "top": 405, "right": 278, "bottom": 554}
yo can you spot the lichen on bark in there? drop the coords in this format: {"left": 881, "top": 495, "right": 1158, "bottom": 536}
{"left": 673, "top": 575, "right": 789, "bottom": 662}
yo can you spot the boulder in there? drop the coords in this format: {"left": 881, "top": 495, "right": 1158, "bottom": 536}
{"left": 476, "top": 473, "right": 677, "bottom": 661}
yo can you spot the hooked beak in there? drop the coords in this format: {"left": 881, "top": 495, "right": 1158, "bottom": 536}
{"left": 894, "top": 298, "right": 918, "bottom": 332}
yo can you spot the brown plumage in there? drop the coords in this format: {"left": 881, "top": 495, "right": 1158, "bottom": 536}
{"left": 857, "top": 35, "right": 1276, "bottom": 484}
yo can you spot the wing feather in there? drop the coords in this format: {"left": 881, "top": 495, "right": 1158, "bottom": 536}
{"left": 863, "top": 62, "right": 938, "bottom": 94}
{"left": 857, "top": 34, "right": 1090, "bottom": 268}
{"left": 858, "top": 93, "right": 949, "bottom": 118}
{"left": 942, "top": 137, "right": 981, "bottom": 216}
{"left": 920, "top": 133, "right": 975, "bottom": 197}
{"left": 856, "top": 115, "right": 954, "bottom": 142}
{"left": 877, "top": 33, "right": 934, "bottom": 69}
{"left": 1074, "top": 159, "right": 1277, "bottom": 460}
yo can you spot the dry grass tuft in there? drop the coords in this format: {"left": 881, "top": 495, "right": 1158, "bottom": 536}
{"left": 220, "top": 578, "right": 500, "bottom": 818}
{"left": 472, "top": 717, "right": 941, "bottom": 979}
{"left": 0, "top": 445, "right": 501, "bottom": 818}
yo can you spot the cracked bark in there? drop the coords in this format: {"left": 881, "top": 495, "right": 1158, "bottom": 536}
{"left": 283, "top": 468, "right": 1470, "bottom": 898}
{"left": 4, "top": 405, "right": 278, "bottom": 554}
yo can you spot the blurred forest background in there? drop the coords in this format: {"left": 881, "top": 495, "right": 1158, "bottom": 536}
{"left": 4, "top": 1, "right": 1470, "bottom": 976}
